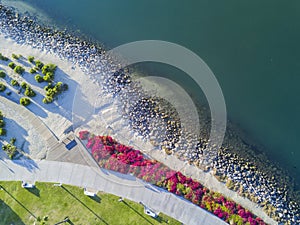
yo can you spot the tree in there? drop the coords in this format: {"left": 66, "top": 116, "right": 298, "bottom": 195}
{"left": 0, "top": 70, "right": 6, "bottom": 78}
{"left": 0, "top": 53, "right": 8, "bottom": 61}
{"left": 0, "top": 83, "right": 6, "bottom": 92}
{"left": 21, "top": 82, "right": 28, "bottom": 89}
{"left": 42, "top": 96, "right": 53, "bottom": 104}
{"left": 28, "top": 56, "right": 35, "bottom": 63}
{"left": 42, "top": 64, "right": 57, "bottom": 75}
{"left": 24, "top": 87, "right": 36, "bottom": 97}
{"left": 20, "top": 97, "right": 31, "bottom": 106}
{"left": 8, "top": 62, "right": 16, "bottom": 69}
{"left": 35, "top": 75, "right": 43, "bottom": 83}
{"left": 0, "top": 120, "right": 5, "bottom": 127}
{"left": 35, "top": 60, "right": 44, "bottom": 70}
{"left": 12, "top": 53, "right": 20, "bottom": 60}
{"left": 43, "top": 74, "right": 51, "bottom": 82}
{"left": 14, "top": 65, "right": 25, "bottom": 75}
{"left": 29, "top": 68, "right": 36, "bottom": 74}
{"left": 0, "top": 128, "right": 6, "bottom": 136}
{"left": 11, "top": 79, "right": 19, "bottom": 86}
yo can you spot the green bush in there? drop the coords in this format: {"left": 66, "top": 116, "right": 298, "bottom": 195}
{"left": 42, "top": 96, "right": 53, "bottom": 104}
{"left": 10, "top": 137, "right": 16, "bottom": 145}
{"left": 28, "top": 56, "right": 35, "bottom": 63}
{"left": 0, "top": 119, "right": 5, "bottom": 127}
{"left": 0, "top": 83, "right": 6, "bottom": 92}
{"left": 29, "top": 68, "right": 37, "bottom": 74}
{"left": 8, "top": 62, "right": 16, "bottom": 69}
{"left": 24, "top": 87, "right": 36, "bottom": 97}
{"left": 14, "top": 65, "right": 25, "bottom": 75}
{"left": 2, "top": 143, "right": 17, "bottom": 159}
{"left": 10, "top": 80, "right": 20, "bottom": 86}
{"left": 35, "top": 60, "right": 44, "bottom": 70}
{"left": 0, "top": 110, "right": 3, "bottom": 119}
{"left": 35, "top": 75, "right": 43, "bottom": 83}
{"left": 20, "top": 97, "right": 31, "bottom": 106}
{"left": 43, "top": 74, "right": 51, "bottom": 82}
{"left": 42, "top": 64, "right": 57, "bottom": 75}
{"left": 0, "top": 53, "right": 9, "bottom": 61}
{"left": 44, "top": 84, "right": 52, "bottom": 91}
{"left": 0, "top": 128, "right": 6, "bottom": 136}
{"left": 21, "top": 81, "right": 28, "bottom": 89}
{"left": 46, "top": 88, "right": 54, "bottom": 97}
{"left": 43, "top": 81, "right": 67, "bottom": 103}
{"left": 0, "top": 70, "right": 6, "bottom": 78}
{"left": 12, "top": 54, "right": 20, "bottom": 60}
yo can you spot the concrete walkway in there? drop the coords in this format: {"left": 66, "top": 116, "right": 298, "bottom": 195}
{"left": 0, "top": 158, "right": 227, "bottom": 225}
{"left": 0, "top": 96, "right": 58, "bottom": 149}
{"left": 0, "top": 96, "right": 227, "bottom": 224}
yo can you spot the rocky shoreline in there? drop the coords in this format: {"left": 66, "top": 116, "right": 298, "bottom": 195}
{"left": 0, "top": 4, "right": 299, "bottom": 224}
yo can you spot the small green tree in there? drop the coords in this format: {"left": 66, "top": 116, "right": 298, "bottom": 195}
{"left": 10, "top": 137, "right": 16, "bottom": 145}
{"left": 43, "top": 74, "right": 51, "bottom": 82}
{"left": 35, "top": 60, "right": 44, "bottom": 70}
{"left": 8, "top": 62, "right": 16, "bottom": 69}
{"left": 0, "top": 119, "right": 5, "bottom": 127}
{"left": 24, "top": 87, "right": 36, "bottom": 97}
{"left": 35, "top": 75, "right": 43, "bottom": 83}
{"left": 0, "top": 128, "right": 6, "bottom": 136}
{"left": 12, "top": 54, "right": 20, "bottom": 60}
{"left": 14, "top": 66, "right": 25, "bottom": 75}
{"left": 0, "top": 70, "right": 6, "bottom": 78}
{"left": 21, "top": 82, "right": 28, "bottom": 89}
{"left": 28, "top": 56, "right": 35, "bottom": 63}
{"left": 29, "top": 68, "right": 36, "bottom": 74}
{"left": 43, "top": 96, "right": 53, "bottom": 104}
{"left": 11, "top": 79, "right": 19, "bottom": 86}
{"left": 0, "top": 83, "right": 6, "bottom": 92}
{"left": 0, "top": 53, "right": 9, "bottom": 61}
{"left": 20, "top": 97, "right": 31, "bottom": 106}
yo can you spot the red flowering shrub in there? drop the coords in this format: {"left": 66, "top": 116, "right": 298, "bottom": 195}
{"left": 79, "top": 130, "right": 266, "bottom": 225}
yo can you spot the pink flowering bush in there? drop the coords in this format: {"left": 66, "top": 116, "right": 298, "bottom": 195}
{"left": 79, "top": 130, "right": 266, "bottom": 225}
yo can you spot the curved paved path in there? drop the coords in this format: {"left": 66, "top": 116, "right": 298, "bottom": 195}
{"left": 0, "top": 158, "right": 227, "bottom": 225}
{"left": 0, "top": 96, "right": 227, "bottom": 224}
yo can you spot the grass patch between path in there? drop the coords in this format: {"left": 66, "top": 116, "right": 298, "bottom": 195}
{"left": 0, "top": 181, "right": 181, "bottom": 225}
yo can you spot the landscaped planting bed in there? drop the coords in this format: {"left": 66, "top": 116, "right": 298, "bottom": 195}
{"left": 79, "top": 130, "right": 266, "bottom": 225}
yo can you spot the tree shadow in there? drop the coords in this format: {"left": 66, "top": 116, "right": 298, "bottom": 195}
{"left": 26, "top": 95, "right": 48, "bottom": 118}
{"left": 0, "top": 85, "right": 48, "bottom": 119}
{"left": 0, "top": 59, "right": 11, "bottom": 67}
{"left": 16, "top": 58, "right": 32, "bottom": 68}
{"left": 25, "top": 186, "right": 40, "bottom": 197}
{"left": 12, "top": 159, "right": 39, "bottom": 172}
{"left": 122, "top": 200, "right": 155, "bottom": 225}
{"left": 0, "top": 85, "right": 21, "bottom": 104}
{"left": 0, "top": 117, "right": 30, "bottom": 154}
{"left": 71, "top": 85, "right": 97, "bottom": 127}
{"left": 0, "top": 199, "right": 26, "bottom": 225}
{"left": 0, "top": 185, "right": 37, "bottom": 220}
{"left": 153, "top": 215, "right": 169, "bottom": 224}
{"left": 61, "top": 186, "right": 109, "bottom": 225}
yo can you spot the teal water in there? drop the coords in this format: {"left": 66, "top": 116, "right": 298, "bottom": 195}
{"left": 18, "top": 0, "right": 300, "bottom": 186}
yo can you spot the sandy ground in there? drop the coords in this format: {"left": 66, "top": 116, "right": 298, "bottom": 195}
{"left": 0, "top": 35, "right": 277, "bottom": 224}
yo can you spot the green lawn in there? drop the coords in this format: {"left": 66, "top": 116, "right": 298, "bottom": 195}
{"left": 0, "top": 181, "right": 181, "bottom": 225}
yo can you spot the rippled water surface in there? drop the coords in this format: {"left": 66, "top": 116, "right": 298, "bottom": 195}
{"left": 6, "top": 0, "right": 300, "bottom": 185}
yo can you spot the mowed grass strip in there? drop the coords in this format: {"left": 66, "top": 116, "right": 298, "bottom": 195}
{"left": 0, "top": 181, "right": 181, "bottom": 225}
